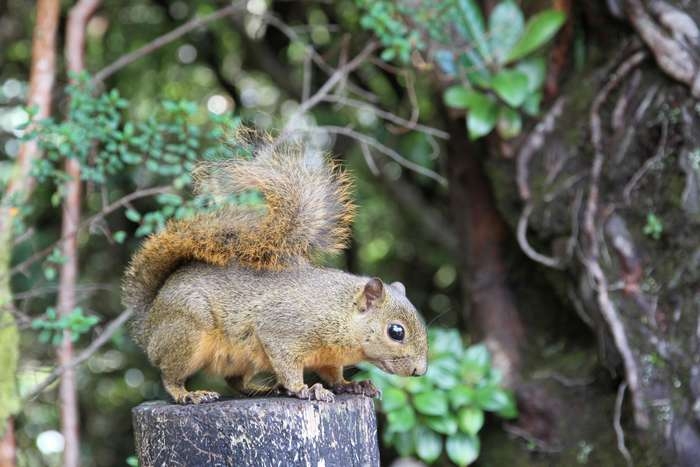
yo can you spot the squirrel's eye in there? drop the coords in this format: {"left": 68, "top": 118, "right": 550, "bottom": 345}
{"left": 387, "top": 323, "right": 405, "bottom": 342}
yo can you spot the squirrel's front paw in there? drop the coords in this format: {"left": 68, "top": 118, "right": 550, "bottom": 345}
{"left": 332, "top": 380, "right": 380, "bottom": 398}
{"left": 178, "top": 390, "right": 220, "bottom": 405}
{"left": 285, "top": 383, "right": 335, "bottom": 402}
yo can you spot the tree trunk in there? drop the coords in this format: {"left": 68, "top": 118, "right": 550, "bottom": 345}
{"left": 481, "top": 2, "right": 700, "bottom": 463}
{"left": 56, "top": 3, "right": 101, "bottom": 466}
{"left": 446, "top": 122, "right": 525, "bottom": 387}
{"left": 0, "top": 1, "right": 60, "bottom": 464}
{"left": 132, "top": 396, "right": 380, "bottom": 467}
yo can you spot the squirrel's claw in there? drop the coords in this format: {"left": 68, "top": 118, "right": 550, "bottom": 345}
{"left": 332, "top": 380, "right": 380, "bottom": 398}
{"left": 179, "top": 390, "right": 221, "bottom": 405}
{"left": 285, "top": 383, "right": 335, "bottom": 402}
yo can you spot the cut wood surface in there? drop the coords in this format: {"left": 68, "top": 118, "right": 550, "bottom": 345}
{"left": 132, "top": 395, "right": 379, "bottom": 467}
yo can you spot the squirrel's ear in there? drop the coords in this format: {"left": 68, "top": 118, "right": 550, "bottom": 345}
{"left": 360, "top": 278, "right": 385, "bottom": 312}
{"left": 390, "top": 281, "right": 406, "bottom": 296}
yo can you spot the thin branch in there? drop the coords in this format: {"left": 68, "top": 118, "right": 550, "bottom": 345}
{"left": 13, "top": 283, "right": 111, "bottom": 301}
{"left": 9, "top": 186, "right": 171, "bottom": 278}
{"left": 321, "top": 94, "right": 449, "bottom": 139}
{"left": 12, "top": 227, "right": 35, "bottom": 247}
{"left": 623, "top": 119, "right": 669, "bottom": 204}
{"left": 584, "top": 51, "right": 649, "bottom": 429}
{"left": 93, "top": 3, "right": 245, "bottom": 83}
{"left": 517, "top": 202, "right": 565, "bottom": 269}
{"left": 516, "top": 97, "right": 567, "bottom": 200}
{"left": 259, "top": 12, "right": 378, "bottom": 103}
{"left": 317, "top": 125, "right": 447, "bottom": 186}
{"left": 359, "top": 143, "right": 379, "bottom": 176}
{"left": 23, "top": 308, "right": 134, "bottom": 401}
{"left": 380, "top": 170, "right": 458, "bottom": 253}
{"left": 614, "top": 382, "right": 634, "bottom": 467}
{"left": 302, "top": 48, "right": 312, "bottom": 102}
{"left": 503, "top": 424, "right": 562, "bottom": 453}
{"left": 282, "top": 41, "right": 379, "bottom": 135}
{"left": 531, "top": 369, "right": 596, "bottom": 387}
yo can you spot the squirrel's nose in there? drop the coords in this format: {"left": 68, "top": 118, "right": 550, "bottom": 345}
{"left": 412, "top": 362, "right": 427, "bottom": 377}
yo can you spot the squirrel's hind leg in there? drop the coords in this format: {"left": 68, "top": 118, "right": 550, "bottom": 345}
{"left": 146, "top": 315, "right": 220, "bottom": 405}
{"left": 162, "top": 376, "right": 220, "bottom": 405}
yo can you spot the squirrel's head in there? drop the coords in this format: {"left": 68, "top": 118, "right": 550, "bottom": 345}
{"left": 354, "top": 278, "right": 428, "bottom": 377}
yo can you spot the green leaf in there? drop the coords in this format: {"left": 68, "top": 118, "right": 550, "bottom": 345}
{"left": 449, "top": 385, "right": 475, "bottom": 409}
{"left": 414, "top": 391, "right": 449, "bottom": 416}
{"left": 454, "top": 0, "right": 490, "bottom": 61}
{"left": 156, "top": 193, "right": 183, "bottom": 206}
{"left": 426, "top": 357, "right": 461, "bottom": 389}
{"left": 515, "top": 57, "right": 547, "bottom": 93}
{"left": 414, "top": 425, "right": 443, "bottom": 463}
{"left": 476, "top": 386, "right": 513, "bottom": 412}
{"left": 497, "top": 396, "right": 519, "bottom": 419}
{"left": 443, "top": 86, "right": 476, "bottom": 110}
{"left": 39, "top": 330, "right": 51, "bottom": 343}
{"left": 424, "top": 414, "right": 458, "bottom": 435}
{"left": 497, "top": 106, "right": 522, "bottom": 139}
{"left": 458, "top": 407, "right": 484, "bottom": 435}
{"left": 387, "top": 405, "right": 416, "bottom": 433}
{"left": 488, "top": 1, "right": 524, "bottom": 64}
{"left": 429, "top": 328, "right": 463, "bottom": 357}
{"left": 506, "top": 10, "right": 566, "bottom": 62}
{"left": 464, "top": 344, "right": 490, "bottom": 368}
{"left": 125, "top": 208, "right": 141, "bottom": 222}
{"left": 461, "top": 344, "right": 491, "bottom": 382}
{"left": 465, "top": 93, "right": 498, "bottom": 140}
{"left": 522, "top": 91, "right": 542, "bottom": 116}
{"left": 446, "top": 433, "right": 480, "bottom": 466}
{"left": 382, "top": 387, "right": 408, "bottom": 412}
{"left": 126, "top": 455, "right": 139, "bottom": 467}
{"left": 380, "top": 48, "right": 396, "bottom": 62}
{"left": 43, "top": 266, "right": 56, "bottom": 281}
{"left": 393, "top": 429, "right": 415, "bottom": 457}
{"left": 491, "top": 70, "right": 530, "bottom": 107}
{"left": 404, "top": 377, "right": 431, "bottom": 394}
{"left": 113, "top": 231, "right": 127, "bottom": 244}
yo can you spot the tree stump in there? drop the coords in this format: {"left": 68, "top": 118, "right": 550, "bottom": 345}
{"left": 132, "top": 395, "right": 380, "bottom": 467}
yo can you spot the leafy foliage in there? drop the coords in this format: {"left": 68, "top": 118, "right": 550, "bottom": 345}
{"left": 355, "top": 328, "right": 517, "bottom": 465}
{"left": 31, "top": 307, "right": 100, "bottom": 346}
{"left": 643, "top": 212, "right": 663, "bottom": 240}
{"left": 357, "top": 0, "right": 566, "bottom": 140}
{"left": 25, "top": 73, "right": 246, "bottom": 238}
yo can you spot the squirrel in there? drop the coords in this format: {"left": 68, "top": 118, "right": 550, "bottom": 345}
{"left": 122, "top": 129, "right": 428, "bottom": 404}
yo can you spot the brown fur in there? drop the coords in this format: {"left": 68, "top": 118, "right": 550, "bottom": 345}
{"left": 122, "top": 131, "right": 427, "bottom": 404}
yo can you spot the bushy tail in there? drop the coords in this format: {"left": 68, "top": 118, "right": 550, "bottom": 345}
{"left": 122, "top": 129, "right": 355, "bottom": 345}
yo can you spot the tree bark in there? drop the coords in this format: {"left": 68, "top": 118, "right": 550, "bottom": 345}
{"left": 132, "top": 396, "right": 380, "bottom": 467}
{"left": 446, "top": 122, "right": 525, "bottom": 388}
{"left": 0, "top": 419, "right": 14, "bottom": 467}
{"left": 0, "top": 1, "right": 60, "bottom": 464}
{"left": 57, "top": 3, "right": 101, "bottom": 467}
{"left": 482, "top": 4, "right": 700, "bottom": 460}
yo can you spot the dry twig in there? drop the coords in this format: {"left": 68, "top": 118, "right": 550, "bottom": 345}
{"left": 614, "top": 382, "right": 634, "bottom": 466}
{"left": 93, "top": 3, "right": 245, "bottom": 83}
{"left": 584, "top": 50, "right": 650, "bottom": 429}
{"left": 23, "top": 308, "right": 134, "bottom": 401}
{"left": 516, "top": 97, "right": 567, "bottom": 200}
{"left": 516, "top": 202, "right": 565, "bottom": 269}
{"left": 8, "top": 186, "right": 171, "bottom": 278}
{"left": 316, "top": 125, "right": 447, "bottom": 186}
